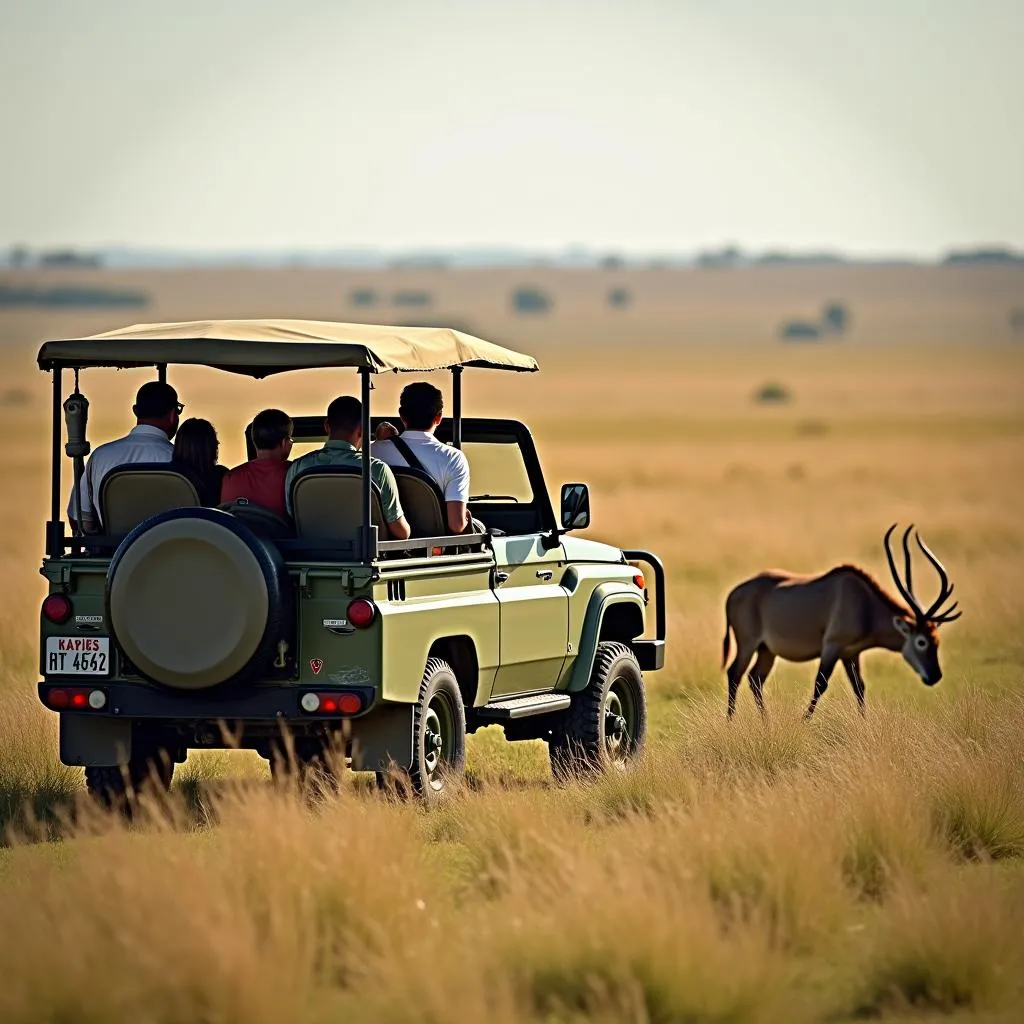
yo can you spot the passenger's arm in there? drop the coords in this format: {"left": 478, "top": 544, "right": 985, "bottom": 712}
{"left": 387, "top": 516, "right": 411, "bottom": 540}
{"left": 446, "top": 500, "right": 469, "bottom": 535}
{"left": 376, "top": 464, "right": 409, "bottom": 539}
{"left": 445, "top": 451, "right": 472, "bottom": 534}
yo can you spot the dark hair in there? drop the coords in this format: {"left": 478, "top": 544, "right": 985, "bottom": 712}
{"left": 399, "top": 382, "right": 443, "bottom": 430}
{"left": 172, "top": 418, "right": 219, "bottom": 476}
{"left": 326, "top": 395, "right": 362, "bottom": 433}
{"left": 134, "top": 381, "right": 179, "bottom": 419}
{"left": 251, "top": 408, "right": 292, "bottom": 450}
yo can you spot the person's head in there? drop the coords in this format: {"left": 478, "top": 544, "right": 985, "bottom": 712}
{"left": 325, "top": 396, "right": 363, "bottom": 446}
{"left": 399, "top": 382, "right": 444, "bottom": 432}
{"left": 172, "top": 418, "right": 219, "bottom": 475}
{"left": 251, "top": 408, "right": 293, "bottom": 460}
{"left": 133, "top": 381, "right": 182, "bottom": 439}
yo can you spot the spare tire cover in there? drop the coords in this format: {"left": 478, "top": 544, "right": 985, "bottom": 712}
{"left": 107, "top": 507, "right": 288, "bottom": 690}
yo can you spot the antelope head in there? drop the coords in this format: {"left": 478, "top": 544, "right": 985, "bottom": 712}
{"left": 883, "top": 524, "right": 962, "bottom": 686}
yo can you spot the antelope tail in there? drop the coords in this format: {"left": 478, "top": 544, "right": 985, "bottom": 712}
{"left": 721, "top": 613, "right": 733, "bottom": 669}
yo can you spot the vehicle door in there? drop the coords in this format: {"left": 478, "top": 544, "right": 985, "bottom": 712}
{"left": 489, "top": 534, "right": 569, "bottom": 696}
{"left": 458, "top": 424, "right": 569, "bottom": 698}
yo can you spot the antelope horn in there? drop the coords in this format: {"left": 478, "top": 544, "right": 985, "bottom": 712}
{"left": 884, "top": 523, "right": 924, "bottom": 619}
{"left": 930, "top": 603, "right": 962, "bottom": 624}
{"left": 914, "top": 532, "right": 956, "bottom": 620}
{"left": 902, "top": 525, "right": 915, "bottom": 608}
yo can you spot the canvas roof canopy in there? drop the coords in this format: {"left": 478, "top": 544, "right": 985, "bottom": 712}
{"left": 37, "top": 319, "right": 539, "bottom": 377}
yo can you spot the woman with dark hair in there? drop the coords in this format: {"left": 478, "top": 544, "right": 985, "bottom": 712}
{"left": 172, "top": 418, "right": 227, "bottom": 506}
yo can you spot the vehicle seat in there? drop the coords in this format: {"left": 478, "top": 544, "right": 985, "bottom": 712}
{"left": 290, "top": 466, "right": 385, "bottom": 546}
{"left": 99, "top": 463, "right": 201, "bottom": 538}
{"left": 392, "top": 466, "right": 446, "bottom": 537}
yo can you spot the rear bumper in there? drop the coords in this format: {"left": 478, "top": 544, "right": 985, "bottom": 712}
{"left": 38, "top": 680, "right": 376, "bottom": 722}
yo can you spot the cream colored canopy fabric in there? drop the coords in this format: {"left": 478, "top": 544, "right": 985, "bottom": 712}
{"left": 37, "top": 319, "right": 539, "bottom": 377}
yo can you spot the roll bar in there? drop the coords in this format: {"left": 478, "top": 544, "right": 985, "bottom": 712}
{"left": 45, "top": 361, "right": 477, "bottom": 562}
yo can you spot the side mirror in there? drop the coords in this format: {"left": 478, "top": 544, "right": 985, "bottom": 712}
{"left": 560, "top": 483, "right": 591, "bottom": 531}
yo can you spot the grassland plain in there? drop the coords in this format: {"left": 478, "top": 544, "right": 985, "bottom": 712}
{"left": 0, "top": 269, "right": 1022, "bottom": 1022}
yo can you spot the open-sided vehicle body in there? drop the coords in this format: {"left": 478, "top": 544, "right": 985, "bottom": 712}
{"left": 36, "top": 319, "right": 666, "bottom": 799}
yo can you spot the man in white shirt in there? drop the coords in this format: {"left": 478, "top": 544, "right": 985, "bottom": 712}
{"left": 70, "top": 381, "right": 182, "bottom": 532}
{"left": 372, "top": 382, "right": 471, "bottom": 535}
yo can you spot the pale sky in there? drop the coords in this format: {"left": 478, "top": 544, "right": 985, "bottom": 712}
{"left": 1, "top": 0, "right": 1021, "bottom": 257}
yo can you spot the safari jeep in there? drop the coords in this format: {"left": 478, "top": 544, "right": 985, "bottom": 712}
{"left": 35, "top": 320, "right": 665, "bottom": 802}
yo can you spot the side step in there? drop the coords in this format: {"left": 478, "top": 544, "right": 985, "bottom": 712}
{"left": 476, "top": 692, "right": 572, "bottom": 721}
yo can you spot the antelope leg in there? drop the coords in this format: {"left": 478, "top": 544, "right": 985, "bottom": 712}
{"left": 843, "top": 657, "right": 866, "bottom": 714}
{"left": 747, "top": 646, "right": 776, "bottom": 716}
{"left": 805, "top": 649, "right": 840, "bottom": 718}
{"left": 726, "top": 644, "right": 758, "bottom": 719}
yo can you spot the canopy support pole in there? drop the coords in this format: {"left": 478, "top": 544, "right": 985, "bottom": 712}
{"left": 451, "top": 366, "right": 463, "bottom": 449}
{"left": 46, "top": 367, "right": 65, "bottom": 559}
{"left": 359, "top": 368, "right": 377, "bottom": 562}
{"left": 156, "top": 363, "right": 167, "bottom": 383}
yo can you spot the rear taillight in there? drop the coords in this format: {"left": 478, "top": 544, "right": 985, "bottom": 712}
{"left": 632, "top": 573, "right": 646, "bottom": 590}
{"left": 43, "top": 686, "right": 106, "bottom": 711}
{"left": 346, "top": 599, "right": 376, "bottom": 629}
{"left": 300, "top": 691, "right": 364, "bottom": 716}
{"left": 42, "top": 593, "right": 72, "bottom": 624}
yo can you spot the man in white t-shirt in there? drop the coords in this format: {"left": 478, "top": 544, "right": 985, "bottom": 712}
{"left": 372, "top": 382, "right": 471, "bottom": 535}
{"left": 70, "top": 381, "right": 182, "bottom": 532}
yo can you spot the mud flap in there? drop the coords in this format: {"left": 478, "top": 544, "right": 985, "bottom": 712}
{"left": 346, "top": 702, "right": 415, "bottom": 772}
{"left": 60, "top": 715, "right": 132, "bottom": 766}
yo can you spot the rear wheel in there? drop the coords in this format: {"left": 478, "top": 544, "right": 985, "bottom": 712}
{"left": 550, "top": 642, "right": 647, "bottom": 779}
{"left": 377, "top": 659, "right": 466, "bottom": 800}
{"left": 85, "top": 741, "right": 175, "bottom": 812}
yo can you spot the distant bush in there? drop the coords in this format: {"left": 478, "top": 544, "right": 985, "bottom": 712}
{"left": 607, "top": 286, "right": 631, "bottom": 309}
{"left": 512, "top": 285, "right": 552, "bottom": 315}
{"left": 0, "top": 284, "right": 147, "bottom": 309}
{"left": 779, "top": 319, "right": 821, "bottom": 342}
{"left": 350, "top": 288, "right": 377, "bottom": 307}
{"left": 392, "top": 290, "right": 432, "bottom": 308}
{"left": 753, "top": 382, "right": 791, "bottom": 404}
{"left": 1009, "top": 308, "right": 1024, "bottom": 334}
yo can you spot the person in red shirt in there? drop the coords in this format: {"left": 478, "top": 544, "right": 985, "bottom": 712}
{"left": 220, "top": 408, "right": 293, "bottom": 519}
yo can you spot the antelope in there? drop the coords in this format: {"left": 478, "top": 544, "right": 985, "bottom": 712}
{"left": 721, "top": 525, "right": 961, "bottom": 718}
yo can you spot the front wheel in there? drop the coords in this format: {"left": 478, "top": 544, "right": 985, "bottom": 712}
{"left": 377, "top": 658, "right": 466, "bottom": 800}
{"left": 550, "top": 642, "right": 647, "bottom": 779}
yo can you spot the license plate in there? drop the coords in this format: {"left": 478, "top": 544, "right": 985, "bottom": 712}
{"left": 45, "top": 636, "right": 110, "bottom": 676}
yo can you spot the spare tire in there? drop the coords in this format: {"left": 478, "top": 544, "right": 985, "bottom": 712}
{"left": 106, "top": 507, "right": 292, "bottom": 690}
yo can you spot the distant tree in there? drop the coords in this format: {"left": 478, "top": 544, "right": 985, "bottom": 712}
{"left": 779, "top": 319, "right": 821, "bottom": 342}
{"left": 1010, "top": 308, "right": 1024, "bottom": 334}
{"left": 350, "top": 288, "right": 377, "bottom": 307}
{"left": 600, "top": 254, "right": 624, "bottom": 271}
{"left": 8, "top": 245, "right": 30, "bottom": 268}
{"left": 821, "top": 301, "right": 850, "bottom": 335}
{"left": 697, "top": 245, "right": 742, "bottom": 269}
{"left": 607, "top": 286, "right": 631, "bottom": 309}
{"left": 943, "top": 247, "right": 1024, "bottom": 265}
{"left": 512, "top": 285, "right": 552, "bottom": 315}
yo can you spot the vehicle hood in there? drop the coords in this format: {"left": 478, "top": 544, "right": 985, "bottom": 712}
{"left": 560, "top": 536, "right": 624, "bottom": 564}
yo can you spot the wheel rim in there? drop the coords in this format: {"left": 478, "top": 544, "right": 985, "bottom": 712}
{"left": 423, "top": 691, "right": 456, "bottom": 791}
{"left": 603, "top": 675, "right": 637, "bottom": 765}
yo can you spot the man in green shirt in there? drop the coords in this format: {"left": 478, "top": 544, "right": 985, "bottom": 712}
{"left": 284, "top": 395, "right": 411, "bottom": 540}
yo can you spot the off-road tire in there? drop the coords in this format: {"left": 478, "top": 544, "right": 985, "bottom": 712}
{"left": 377, "top": 658, "right": 466, "bottom": 801}
{"left": 550, "top": 642, "right": 647, "bottom": 780}
{"left": 85, "top": 749, "right": 174, "bottom": 813}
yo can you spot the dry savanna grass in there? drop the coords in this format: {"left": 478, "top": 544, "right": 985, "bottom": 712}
{"left": 0, "top": 264, "right": 1022, "bottom": 1021}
